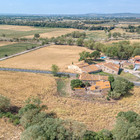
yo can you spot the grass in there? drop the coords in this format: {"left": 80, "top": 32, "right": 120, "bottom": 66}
{"left": 57, "top": 79, "right": 67, "bottom": 96}
{"left": 0, "top": 45, "right": 92, "bottom": 71}
{"left": 0, "top": 43, "right": 38, "bottom": 58}
{"left": 86, "top": 30, "right": 107, "bottom": 41}
{"left": 92, "top": 71, "right": 114, "bottom": 77}
{"left": 119, "top": 71, "right": 140, "bottom": 82}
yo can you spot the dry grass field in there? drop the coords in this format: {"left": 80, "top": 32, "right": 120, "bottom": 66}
{"left": 0, "top": 118, "right": 22, "bottom": 140}
{"left": 0, "top": 71, "right": 140, "bottom": 133}
{"left": 0, "top": 25, "right": 37, "bottom": 31}
{"left": 0, "top": 45, "right": 92, "bottom": 72}
{"left": 25, "top": 28, "right": 81, "bottom": 38}
{"left": 0, "top": 41, "right": 16, "bottom": 47}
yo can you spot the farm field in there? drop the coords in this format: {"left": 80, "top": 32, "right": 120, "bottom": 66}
{"left": 0, "top": 41, "right": 16, "bottom": 47}
{"left": 0, "top": 71, "right": 140, "bottom": 132}
{"left": 0, "top": 43, "right": 37, "bottom": 58}
{"left": 0, "top": 25, "right": 81, "bottom": 38}
{"left": 0, "top": 45, "right": 92, "bottom": 72}
{"left": 86, "top": 30, "right": 107, "bottom": 41}
{"left": 25, "top": 28, "right": 82, "bottom": 38}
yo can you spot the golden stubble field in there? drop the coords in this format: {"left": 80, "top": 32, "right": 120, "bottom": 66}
{"left": 0, "top": 45, "right": 92, "bottom": 72}
{"left": 0, "top": 25, "right": 37, "bottom": 31}
{"left": 25, "top": 28, "right": 82, "bottom": 38}
{"left": 0, "top": 71, "right": 140, "bottom": 133}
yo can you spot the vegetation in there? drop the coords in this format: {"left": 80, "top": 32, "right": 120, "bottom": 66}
{"left": 0, "top": 94, "right": 10, "bottom": 111}
{"left": 113, "top": 111, "right": 140, "bottom": 140}
{"left": 0, "top": 43, "right": 37, "bottom": 58}
{"left": 51, "top": 64, "right": 59, "bottom": 76}
{"left": 108, "top": 77, "right": 134, "bottom": 99}
{"left": 71, "top": 79, "right": 84, "bottom": 90}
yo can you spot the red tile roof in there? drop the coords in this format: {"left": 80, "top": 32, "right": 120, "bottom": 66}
{"left": 79, "top": 73, "right": 108, "bottom": 81}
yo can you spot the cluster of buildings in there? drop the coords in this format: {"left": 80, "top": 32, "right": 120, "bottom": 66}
{"left": 133, "top": 56, "right": 140, "bottom": 70}
{"left": 68, "top": 61, "right": 120, "bottom": 95}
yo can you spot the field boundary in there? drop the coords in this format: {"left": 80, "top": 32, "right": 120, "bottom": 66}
{"left": 0, "top": 44, "right": 51, "bottom": 61}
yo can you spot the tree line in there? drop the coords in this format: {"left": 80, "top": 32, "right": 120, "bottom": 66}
{"left": 0, "top": 19, "right": 115, "bottom": 31}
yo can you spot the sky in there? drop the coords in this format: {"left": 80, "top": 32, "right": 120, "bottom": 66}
{"left": 0, "top": 0, "right": 140, "bottom": 15}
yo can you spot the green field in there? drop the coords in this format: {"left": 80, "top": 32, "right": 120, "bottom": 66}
{"left": 0, "top": 43, "right": 38, "bottom": 58}
{"left": 86, "top": 31, "right": 107, "bottom": 40}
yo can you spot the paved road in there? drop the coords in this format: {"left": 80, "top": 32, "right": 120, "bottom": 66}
{"left": 0, "top": 67, "right": 77, "bottom": 77}
{"left": 0, "top": 67, "right": 140, "bottom": 86}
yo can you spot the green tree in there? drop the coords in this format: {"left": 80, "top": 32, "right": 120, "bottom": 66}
{"left": 71, "top": 79, "right": 84, "bottom": 90}
{"left": 76, "top": 38, "right": 84, "bottom": 46}
{"left": 51, "top": 64, "right": 59, "bottom": 76}
{"left": 113, "top": 111, "right": 140, "bottom": 140}
{"left": 79, "top": 51, "right": 90, "bottom": 62}
{"left": 34, "top": 33, "right": 40, "bottom": 38}
{"left": 90, "top": 51, "right": 101, "bottom": 60}
{"left": 133, "top": 48, "right": 140, "bottom": 56}
{"left": 109, "top": 77, "right": 134, "bottom": 99}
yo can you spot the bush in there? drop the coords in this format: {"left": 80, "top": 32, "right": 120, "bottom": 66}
{"left": 95, "top": 129, "right": 113, "bottom": 140}
{"left": 113, "top": 111, "right": 140, "bottom": 140}
{"left": 109, "top": 77, "right": 134, "bottom": 99}
{"left": 18, "top": 97, "right": 47, "bottom": 117}
{"left": 51, "top": 64, "right": 59, "bottom": 76}
{"left": 0, "top": 95, "right": 10, "bottom": 111}
{"left": 21, "top": 118, "right": 71, "bottom": 140}
{"left": 70, "top": 79, "right": 84, "bottom": 90}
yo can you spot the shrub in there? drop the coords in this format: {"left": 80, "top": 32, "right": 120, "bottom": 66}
{"left": 113, "top": 111, "right": 140, "bottom": 140}
{"left": 95, "top": 129, "right": 113, "bottom": 140}
{"left": 51, "top": 64, "right": 59, "bottom": 76}
{"left": 0, "top": 95, "right": 10, "bottom": 111}
{"left": 70, "top": 79, "right": 84, "bottom": 90}
{"left": 21, "top": 118, "right": 71, "bottom": 140}
{"left": 83, "top": 130, "right": 97, "bottom": 140}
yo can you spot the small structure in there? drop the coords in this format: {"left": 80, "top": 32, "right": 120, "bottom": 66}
{"left": 133, "top": 56, "right": 140, "bottom": 70}
{"left": 68, "top": 61, "right": 101, "bottom": 74}
{"left": 96, "top": 62, "right": 120, "bottom": 75}
{"left": 79, "top": 73, "right": 108, "bottom": 85}
{"left": 89, "top": 81, "right": 111, "bottom": 95}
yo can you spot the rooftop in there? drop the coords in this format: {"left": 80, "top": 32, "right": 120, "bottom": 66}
{"left": 81, "top": 64, "right": 101, "bottom": 73}
{"left": 79, "top": 73, "right": 108, "bottom": 81}
{"left": 90, "top": 81, "right": 111, "bottom": 91}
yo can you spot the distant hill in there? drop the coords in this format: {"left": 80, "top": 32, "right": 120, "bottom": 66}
{"left": 83, "top": 13, "right": 140, "bottom": 18}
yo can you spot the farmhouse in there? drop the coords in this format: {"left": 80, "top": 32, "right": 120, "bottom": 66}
{"left": 74, "top": 73, "right": 110, "bottom": 95}
{"left": 68, "top": 61, "right": 101, "bottom": 74}
{"left": 133, "top": 56, "right": 140, "bottom": 70}
{"left": 96, "top": 62, "right": 120, "bottom": 75}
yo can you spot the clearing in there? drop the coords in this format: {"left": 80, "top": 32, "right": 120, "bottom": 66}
{"left": 0, "top": 45, "right": 92, "bottom": 72}
{"left": 0, "top": 71, "right": 140, "bottom": 132}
